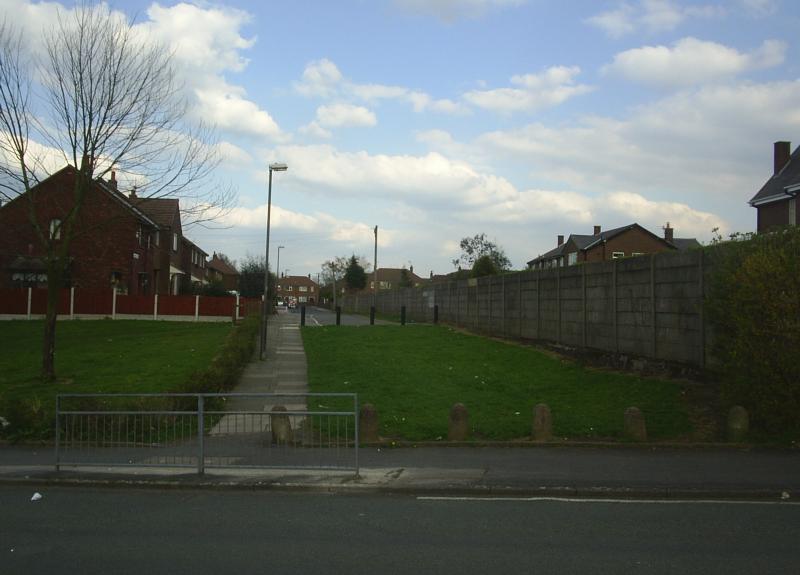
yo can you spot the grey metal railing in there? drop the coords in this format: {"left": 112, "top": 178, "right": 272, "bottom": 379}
{"left": 55, "top": 393, "right": 359, "bottom": 475}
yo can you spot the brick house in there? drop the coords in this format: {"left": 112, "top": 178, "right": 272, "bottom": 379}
{"left": 207, "top": 253, "right": 239, "bottom": 292}
{"left": 0, "top": 165, "right": 208, "bottom": 295}
{"left": 180, "top": 236, "right": 208, "bottom": 292}
{"left": 276, "top": 274, "right": 319, "bottom": 304}
{"left": 749, "top": 141, "right": 799, "bottom": 231}
{"left": 527, "top": 223, "right": 700, "bottom": 269}
{"left": 367, "top": 267, "right": 425, "bottom": 290}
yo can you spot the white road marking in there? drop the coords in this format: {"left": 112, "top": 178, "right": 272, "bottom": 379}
{"left": 417, "top": 496, "right": 799, "bottom": 506}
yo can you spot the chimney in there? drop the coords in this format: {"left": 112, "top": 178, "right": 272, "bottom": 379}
{"left": 593, "top": 225, "right": 601, "bottom": 235}
{"left": 664, "top": 222, "right": 674, "bottom": 242}
{"left": 775, "top": 141, "right": 791, "bottom": 175}
{"left": 410, "top": 264, "right": 414, "bottom": 274}
{"left": 557, "top": 235, "right": 564, "bottom": 246}
{"left": 110, "top": 170, "right": 117, "bottom": 190}
{"left": 129, "top": 185, "right": 137, "bottom": 199}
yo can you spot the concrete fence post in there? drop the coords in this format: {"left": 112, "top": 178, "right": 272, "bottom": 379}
{"left": 359, "top": 403, "right": 379, "bottom": 443}
{"left": 448, "top": 403, "right": 469, "bottom": 441}
{"left": 235, "top": 293, "right": 241, "bottom": 321}
{"left": 532, "top": 403, "right": 553, "bottom": 441}
{"left": 112, "top": 288, "right": 117, "bottom": 319}
{"left": 70, "top": 287, "right": 75, "bottom": 320}
{"left": 195, "top": 295, "right": 200, "bottom": 321}
{"left": 623, "top": 407, "right": 647, "bottom": 442}
{"left": 27, "top": 287, "right": 32, "bottom": 320}
{"left": 153, "top": 293, "right": 159, "bottom": 320}
{"left": 727, "top": 406, "right": 749, "bottom": 442}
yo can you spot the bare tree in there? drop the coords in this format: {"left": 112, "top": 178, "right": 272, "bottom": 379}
{"left": 0, "top": 6, "right": 234, "bottom": 380}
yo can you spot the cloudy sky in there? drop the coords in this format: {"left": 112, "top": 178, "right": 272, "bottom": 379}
{"left": 4, "top": 0, "right": 799, "bottom": 278}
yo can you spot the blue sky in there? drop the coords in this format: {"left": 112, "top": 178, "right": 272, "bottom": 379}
{"left": 4, "top": 0, "right": 800, "bottom": 278}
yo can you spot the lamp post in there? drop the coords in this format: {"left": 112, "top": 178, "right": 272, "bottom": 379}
{"left": 276, "top": 245, "right": 284, "bottom": 304}
{"left": 261, "top": 162, "right": 288, "bottom": 361}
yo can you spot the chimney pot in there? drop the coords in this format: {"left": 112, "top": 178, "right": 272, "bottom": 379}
{"left": 593, "top": 225, "right": 601, "bottom": 235}
{"left": 129, "top": 186, "right": 137, "bottom": 199}
{"left": 110, "top": 170, "right": 117, "bottom": 190}
{"left": 664, "top": 222, "right": 674, "bottom": 242}
{"left": 775, "top": 141, "right": 791, "bottom": 175}
{"left": 557, "top": 235, "right": 564, "bottom": 246}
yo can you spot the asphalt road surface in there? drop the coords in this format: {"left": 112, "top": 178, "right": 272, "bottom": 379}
{"left": 3, "top": 486, "right": 798, "bottom": 574}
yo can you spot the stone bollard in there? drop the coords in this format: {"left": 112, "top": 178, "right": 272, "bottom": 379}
{"left": 727, "top": 405, "right": 749, "bottom": 442}
{"left": 270, "top": 405, "right": 293, "bottom": 445}
{"left": 359, "top": 403, "right": 379, "bottom": 443}
{"left": 448, "top": 403, "right": 469, "bottom": 441}
{"left": 532, "top": 403, "right": 553, "bottom": 441}
{"left": 623, "top": 407, "right": 647, "bottom": 442}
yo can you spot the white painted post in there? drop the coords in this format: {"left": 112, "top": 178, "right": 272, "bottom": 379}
{"left": 154, "top": 293, "right": 159, "bottom": 320}
{"left": 195, "top": 295, "right": 200, "bottom": 321}
{"left": 112, "top": 288, "right": 117, "bottom": 319}
{"left": 27, "top": 287, "right": 32, "bottom": 320}
{"left": 70, "top": 287, "right": 75, "bottom": 320}
{"left": 236, "top": 294, "right": 240, "bottom": 321}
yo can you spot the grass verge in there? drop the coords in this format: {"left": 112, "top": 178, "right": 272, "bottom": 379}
{"left": 0, "top": 317, "right": 258, "bottom": 440}
{"left": 303, "top": 324, "right": 693, "bottom": 442}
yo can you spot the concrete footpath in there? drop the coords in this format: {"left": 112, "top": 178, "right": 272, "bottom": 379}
{"left": 1, "top": 309, "right": 799, "bottom": 500}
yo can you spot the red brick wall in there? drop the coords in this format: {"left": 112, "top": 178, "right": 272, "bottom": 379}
{"left": 0, "top": 168, "right": 158, "bottom": 295}
{"left": 757, "top": 199, "right": 790, "bottom": 232}
{"left": 582, "top": 227, "right": 674, "bottom": 262}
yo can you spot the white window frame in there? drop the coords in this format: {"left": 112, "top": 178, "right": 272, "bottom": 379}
{"left": 612, "top": 251, "right": 625, "bottom": 259}
{"left": 49, "top": 219, "right": 61, "bottom": 240}
{"left": 172, "top": 233, "right": 178, "bottom": 252}
{"left": 567, "top": 252, "right": 577, "bottom": 266}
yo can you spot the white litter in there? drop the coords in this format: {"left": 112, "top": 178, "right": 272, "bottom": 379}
{"left": 781, "top": 491, "right": 791, "bottom": 500}
{"left": 31, "top": 492, "right": 42, "bottom": 502}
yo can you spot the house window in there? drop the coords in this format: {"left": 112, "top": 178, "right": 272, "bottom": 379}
{"left": 153, "top": 231, "right": 160, "bottom": 247}
{"left": 288, "top": 286, "right": 293, "bottom": 291}
{"left": 790, "top": 198, "right": 797, "bottom": 226}
{"left": 49, "top": 219, "right": 61, "bottom": 240}
{"left": 299, "top": 286, "right": 307, "bottom": 292}
{"left": 567, "top": 252, "right": 577, "bottom": 265}
{"left": 172, "top": 233, "right": 178, "bottom": 252}
{"left": 612, "top": 252, "right": 625, "bottom": 259}
{"left": 632, "top": 252, "right": 644, "bottom": 257}
{"left": 310, "top": 286, "right": 315, "bottom": 292}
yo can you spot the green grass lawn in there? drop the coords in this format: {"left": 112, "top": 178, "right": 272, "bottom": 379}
{"left": 0, "top": 320, "right": 233, "bottom": 400}
{"left": 302, "top": 325, "right": 693, "bottom": 442}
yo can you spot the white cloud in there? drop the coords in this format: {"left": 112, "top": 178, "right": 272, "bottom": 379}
{"left": 315, "top": 103, "right": 377, "bottom": 128}
{"left": 295, "top": 58, "right": 468, "bottom": 115}
{"left": 295, "top": 58, "right": 343, "bottom": 98}
{"left": 463, "top": 66, "right": 592, "bottom": 113}
{"left": 393, "top": 0, "right": 526, "bottom": 22}
{"left": 739, "top": 0, "right": 777, "bottom": 16}
{"left": 194, "top": 83, "right": 284, "bottom": 139}
{"left": 587, "top": 0, "right": 723, "bottom": 38}
{"left": 298, "top": 122, "right": 333, "bottom": 139}
{"left": 605, "top": 38, "right": 786, "bottom": 88}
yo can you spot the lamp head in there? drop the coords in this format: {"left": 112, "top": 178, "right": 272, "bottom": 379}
{"left": 269, "top": 163, "right": 288, "bottom": 172}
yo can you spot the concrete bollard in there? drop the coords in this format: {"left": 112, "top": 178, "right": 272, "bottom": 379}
{"left": 359, "top": 403, "right": 379, "bottom": 443}
{"left": 727, "top": 405, "right": 749, "bottom": 442}
{"left": 623, "top": 406, "right": 647, "bottom": 442}
{"left": 532, "top": 403, "right": 552, "bottom": 441}
{"left": 448, "top": 403, "right": 469, "bottom": 441}
{"left": 270, "top": 405, "right": 293, "bottom": 445}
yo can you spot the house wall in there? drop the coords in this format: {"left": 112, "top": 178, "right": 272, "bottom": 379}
{"left": 340, "top": 249, "right": 711, "bottom": 367}
{"left": 0, "top": 168, "right": 156, "bottom": 295}
{"left": 757, "top": 199, "right": 791, "bottom": 232}
{"left": 583, "top": 228, "right": 674, "bottom": 262}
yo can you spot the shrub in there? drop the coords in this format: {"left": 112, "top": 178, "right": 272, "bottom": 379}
{"left": 706, "top": 227, "right": 800, "bottom": 435}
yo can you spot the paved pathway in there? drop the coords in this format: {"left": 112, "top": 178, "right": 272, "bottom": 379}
{"left": 209, "top": 310, "right": 308, "bottom": 435}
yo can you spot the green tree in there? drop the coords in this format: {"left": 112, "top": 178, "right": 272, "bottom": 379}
{"left": 344, "top": 255, "right": 367, "bottom": 291}
{"left": 452, "top": 233, "right": 511, "bottom": 272}
{"left": 706, "top": 227, "right": 800, "bottom": 435}
{"left": 398, "top": 267, "right": 414, "bottom": 288}
{"left": 238, "top": 255, "right": 276, "bottom": 299}
{"left": 471, "top": 254, "right": 500, "bottom": 278}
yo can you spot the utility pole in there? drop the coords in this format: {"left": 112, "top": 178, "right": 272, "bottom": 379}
{"left": 331, "top": 262, "right": 337, "bottom": 310}
{"left": 373, "top": 225, "right": 378, "bottom": 309}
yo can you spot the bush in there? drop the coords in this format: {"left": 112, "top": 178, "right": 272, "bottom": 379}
{"left": 706, "top": 227, "right": 800, "bottom": 435}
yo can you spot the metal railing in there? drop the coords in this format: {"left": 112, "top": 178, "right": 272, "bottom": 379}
{"left": 55, "top": 393, "right": 359, "bottom": 475}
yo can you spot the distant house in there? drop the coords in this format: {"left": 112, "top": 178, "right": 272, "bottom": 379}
{"left": 368, "top": 267, "right": 425, "bottom": 290}
{"left": 0, "top": 164, "right": 212, "bottom": 295}
{"left": 276, "top": 274, "right": 319, "bottom": 304}
{"left": 527, "top": 223, "right": 700, "bottom": 269}
{"left": 180, "top": 237, "right": 208, "bottom": 291}
{"left": 207, "top": 253, "right": 239, "bottom": 292}
{"left": 749, "top": 141, "right": 799, "bottom": 232}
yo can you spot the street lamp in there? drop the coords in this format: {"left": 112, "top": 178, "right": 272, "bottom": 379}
{"left": 276, "top": 245, "right": 285, "bottom": 303}
{"left": 261, "top": 162, "right": 288, "bottom": 361}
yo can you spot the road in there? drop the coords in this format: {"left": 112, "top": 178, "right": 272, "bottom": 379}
{"left": 2, "top": 486, "right": 798, "bottom": 574}
{"left": 302, "top": 305, "right": 394, "bottom": 326}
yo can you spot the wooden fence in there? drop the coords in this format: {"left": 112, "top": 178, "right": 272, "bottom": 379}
{"left": 341, "top": 250, "right": 710, "bottom": 367}
{"left": 0, "top": 288, "right": 262, "bottom": 322}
